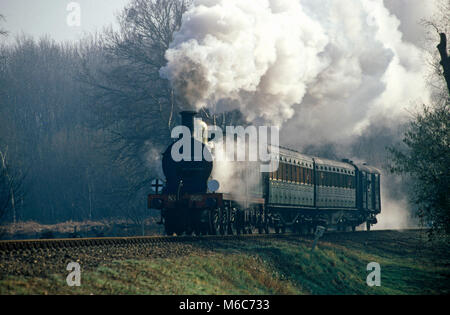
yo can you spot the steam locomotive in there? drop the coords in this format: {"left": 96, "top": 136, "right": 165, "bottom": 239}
{"left": 148, "top": 111, "right": 381, "bottom": 236}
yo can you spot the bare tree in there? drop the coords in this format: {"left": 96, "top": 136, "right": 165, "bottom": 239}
{"left": 0, "top": 147, "right": 25, "bottom": 224}
{"left": 80, "top": 0, "right": 192, "bottom": 226}
{"left": 421, "top": 0, "right": 450, "bottom": 99}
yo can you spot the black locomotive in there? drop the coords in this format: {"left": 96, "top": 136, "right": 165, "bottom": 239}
{"left": 149, "top": 111, "right": 381, "bottom": 235}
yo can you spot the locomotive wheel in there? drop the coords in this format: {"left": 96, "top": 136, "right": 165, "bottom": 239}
{"left": 227, "top": 222, "right": 234, "bottom": 235}
{"left": 209, "top": 210, "right": 221, "bottom": 235}
{"left": 219, "top": 223, "right": 225, "bottom": 236}
{"left": 165, "top": 222, "right": 175, "bottom": 236}
{"left": 175, "top": 228, "right": 184, "bottom": 236}
{"left": 219, "top": 210, "right": 226, "bottom": 235}
{"left": 236, "top": 220, "right": 244, "bottom": 235}
{"left": 164, "top": 217, "right": 175, "bottom": 236}
{"left": 165, "top": 228, "right": 174, "bottom": 236}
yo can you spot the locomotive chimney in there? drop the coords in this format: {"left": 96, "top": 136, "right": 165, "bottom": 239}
{"left": 180, "top": 111, "right": 197, "bottom": 137}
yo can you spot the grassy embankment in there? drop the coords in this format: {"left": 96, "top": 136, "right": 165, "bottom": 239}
{"left": 1, "top": 231, "right": 449, "bottom": 294}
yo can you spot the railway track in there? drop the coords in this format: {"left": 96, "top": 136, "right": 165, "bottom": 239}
{"left": 0, "top": 229, "right": 423, "bottom": 252}
{"left": 0, "top": 233, "right": 299, "bottom": 252}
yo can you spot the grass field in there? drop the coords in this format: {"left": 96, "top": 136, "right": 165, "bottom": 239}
{"left": 0, "top": 230, "right": 449, "bottom": 295}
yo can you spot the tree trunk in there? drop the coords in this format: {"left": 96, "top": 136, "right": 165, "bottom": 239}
{"left": 437, "top": 33, "right": 450, "bottom": 95}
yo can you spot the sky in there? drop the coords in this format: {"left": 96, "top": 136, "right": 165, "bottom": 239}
{"left": 0, "top": 0, "right": 131, "bottom": 42}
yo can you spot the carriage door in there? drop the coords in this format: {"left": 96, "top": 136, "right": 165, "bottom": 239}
{"left": 373, "top": 174, "right": 381, "bottom": 212}
{"left": 367, "top": 174, "right": 373, "bottom": 211}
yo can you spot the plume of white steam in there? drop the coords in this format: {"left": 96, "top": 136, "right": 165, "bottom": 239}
{"left": 160, "top": 0, "right": 329, "bottom": 125}
{"left": 144, "top": 141, "right": 164, "bottom": 179}
{"left": 210, "top": 136, "right": 262, "bottom": 203}
{"left": 372, "top": 176, "right": 418, "bottom": 230}
{"left": 161, "top": 0, "right": 434, "bottom": 134}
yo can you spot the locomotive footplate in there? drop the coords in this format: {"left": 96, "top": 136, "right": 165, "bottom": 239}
{"left": 222, "top": 193, "right": 265, "bottom": 205}
{"left": 148, "top": 193, "right": 224, "bottom": 210}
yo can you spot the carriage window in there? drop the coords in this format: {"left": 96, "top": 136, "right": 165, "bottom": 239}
{"left": 299, "top": 166, "right": 302, "bottom": 183}
{"left": 274, "top": 161, "right": 279, "bottom": 180}
{"left": 290, "top": 164, "right": 293, "bottom": 181}
{"left": 292, "top": 165, "right": 296, "bottom": 182}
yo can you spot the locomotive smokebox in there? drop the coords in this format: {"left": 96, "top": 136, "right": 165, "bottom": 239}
{"left": 180, "top": 111, "right": 197, "bottom": 136}
{"left": 162, "top": 111, "right": 213, "bottom": 195}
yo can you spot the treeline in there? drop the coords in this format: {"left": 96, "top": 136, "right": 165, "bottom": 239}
{"left": 0, "top": 0, "right": 190, "bottom": 224}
